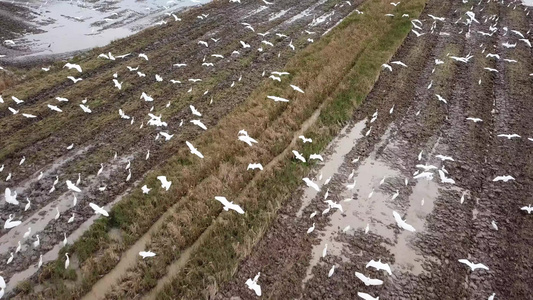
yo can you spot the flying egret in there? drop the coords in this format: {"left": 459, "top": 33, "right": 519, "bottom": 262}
{"left": 185, "top": 141, "right": 204, "bottom": 158}
{"left": 157, "top": 176, "right": 172, "bottom": 191}
{"left": 392, "top": 211, "right": 415, "bottom": 232}
{"left": 355, "top": 272, "right": 384, "bottom": 286}
{"left": 139, "top": 251, "right": 156, "bottom": 259}
{"left": 458, "top": 259, "right": 489, "bottom": 271}
{"left": 89, "top": 203, "right": 109, "bottom": 216}
{"left": 4, "top": 214, "right": 21, "bottom": 229}
{"left": 245, "top": 272, "right": 262, "bottom": 296}
{"left": 366, "top": 259, "right": 392, "bottom": 275}
{"left": 214, "top": 196, "right": 244, "bottom": 214}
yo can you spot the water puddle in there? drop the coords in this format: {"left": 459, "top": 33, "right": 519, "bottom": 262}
{"left": 7, "top": 0, "right": 211, "bottom": 58}
{"left": 302, "top": 123, "right": 452, "bottom": 282}
{"left": 286, "top": 0, "right": 328, "bottom": 24}
{"left": 295, "top": 119, "right": 366, "bottom": 217}
{"left": 269, "top": 8, "right": 290, "bottom": 21}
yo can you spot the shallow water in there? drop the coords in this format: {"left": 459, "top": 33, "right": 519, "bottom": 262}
{"left": 3, "top": 0, "right": 211, "bottom": 57}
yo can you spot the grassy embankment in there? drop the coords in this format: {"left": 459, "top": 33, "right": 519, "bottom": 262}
{"left": 13, "top": 0, "right": 427, "bottom": 298}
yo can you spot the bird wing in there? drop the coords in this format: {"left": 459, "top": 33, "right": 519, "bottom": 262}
{"left": 473, "top": 263, "right": 489, "bottom": 270}
{"left": 458, "top": 259, "right": 473, "bottom": 269}
{"left": 228, "top": 202, "right": 245, "bottom": 214}
{"left": 355, "top": 272, "right": 369, "bottom": 284}
{"left": 214, "top": 196, "right": 229, "bottom": 206}
{"left": 392, "top": 211, "right": 403, "bottom": 227}
{"left": 367, "top": 277, "right": 384, "bottom": 285}
{"left": 186, "top": 141, "right": 196, "bottom": 152}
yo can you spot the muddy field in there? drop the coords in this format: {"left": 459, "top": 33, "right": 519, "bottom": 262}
{"left": 1, "top": 0, "right": 532, "bottom": 298}
{"left": 215, "top": 0, "right": 533, "bottom": 299}
{"left": 0, "top": 0, "right": 375, "bottom": 298}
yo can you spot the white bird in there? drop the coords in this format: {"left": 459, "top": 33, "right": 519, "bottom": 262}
{"left": 392, "top": 211, "right": 415, "bottom": 232}
{"left": 521, "top": 204, "right": 533, "bottom": 214}
{"left": 492, "top": 175, "right": 514, "bottom": 182}
{"left": 269, "top": 75, "right": 281, "bottom": 82}
{"left": 293, "top": 150, "right": 306, "bottom": 162}
{"left": 439, "top": 170, "right": 455, "bottom": 184}
{"left": 113, "top": 79, "right": 123, "bottom": 90}
{"left": 54, "top": 207, "right": 60, "bottom": 220}
{"left": 4, "top": 187, "right": 19, "bottom": 205}
{"left": 502, "top": 42, "right": 516, "bottom": 48}
{"left": 185, "top": 141, "right": 204, "bottom": 158}
{"left": 38, "top": 254, "right": 43, "bottom": 269}
{"left": 138, "top": 53, "right": 149, "bottom": 60}
{"left": 33, "top": 235, "right": 40, "bottom": 248}
{"left": 159, "top": 132, "right": 174, "bottom": 141}
{"left": 240, "top": 41, "right": 251, "bottom": 48}
{"left": 497, "top": 134, "right": 521, "bottom": 139}
{"left": 139, "top": 251, "right": 156, "bottom": 259}
{"left": 66, "top": 180, "right": 81, "bottom": 192}
{"left": 68, "top": 213, "right": 75, "bottom": 223}
{"left": 435, "top": 154, "right": 454, "bottom": 161}
{"left": 65, "top": 253, "right": 70, "bottom": 269}
{"left": 303, "top": 178, "right": 320, "bottom": 191}
{"left": 299, "top": 136, "right": 312, "bottom": 143}
{"left": 290, "top": 85, "right": 305, "bottom": 93}
{"left": 435, "top": 94, "right": 447, "bottom": 104}
{"left": 346, "top": 178, "right": 357, "bottom": 190}
{"left": 247, "top": 163, "right": 263, "bottom": 170}
{"left": 214, "top": 196, "right": 245, "bottom": 214}
{"left": 309, "top": 154, "right": 323, "bottom": 161}
{"left": 357, "top": 292, "right": 379, "bottom": 300}
{"left": 64, "top": 63, "right": 82, "bottom": 73}
{"left": 355, "top": 272, "right": 384, "bottom": 286}
{"left": 267, "top": 95, "right": 290, "bottom": 102}
{"left": 48, "top": 104, "right": 63, "bottom": 112}
{"left": 16, "top": 241, "right": 21, "bottom": 253}
{"left": 7, "top": 252, "right": 13, "bottom": 264}
{"left": 491, "top": 220, "right": 498, "bottom": 230}
{"left": 328, "top": 265, "right": 335, "bottom": 277}
{"left": 458, "top": 259, "right": 489, "bottom": 271}
{"left": 238, "top": 133, "right": 258, "bottom": 146}
{"left": 67, "top": 76, "right": 83, "bottom": 83}
{"left": 466, "top": 117, "right": 482, "bottom": 122}
{"left": 23, "top": 227, "right": 31, "bottom": 239}
{"left": 322, "top": 244, "right": 328, "bottom": 257}
{"left": 24, "top": 198, "right": 31, "bottom": 211}
{"left": 484, "top": 67, "right": 498, "bottom": 73}
{"left": 391, "top": 190, "right": 399, "bottom": 200}
{"left": 198, "top": 40, "right": 208, "bottom": 47}
{"left": 245, "top": 272, "right": 262, "bottom": 296}
{"left": 4, "top": 214, "right": 21, "bottom": 229}
{"left": 127, "top": 66, "right": 139, "bottom": 71}
{"left": 11, "top": 96, "right": 24, "bottom": 104}
{"left": 73, "top": 195, "right": 78, "bottom": 206}
{"left": 141, "top": 185, "right": 151, "bottom": 194}
{"left": 63, "top": 232, "right": 68, "bottom": 247}
{"left": 190, "top": 105, "right": 202, "bottom": 116}
{"left": 366, "top": 259, "right": 392, "bottom": 275}
{"left": 89, "top": 203, "right": 109, "bottom": 216}
{"left": 190, "top": 119, "right": 207, "bottom": 130}
{"left": 381, "top": 64, "right": 392, "bottom": 72}
{"left": 80, "top": 104, "right": 92, "bottom": 113}
{"left": 56, "top": 97, "right": 69, "bottom": 102}
{"left": 391, "top": 61, "right": 407, "bottom": 67}
{"left": 157, "top": 176, "right": 172, "bottom": 191}
{"left": 140, "top": 92, "right": 154, "bottom": 102}
{"left": 307, "top": 223, "right": 315, "bottom": 234}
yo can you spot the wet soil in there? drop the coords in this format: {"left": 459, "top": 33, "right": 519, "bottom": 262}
{"left": 215, "top": 0, "right": 533, "bottom": 299}
{"left": 0, "top": 0, "right": 362, "bottom": 295}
